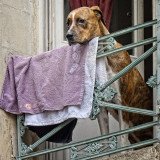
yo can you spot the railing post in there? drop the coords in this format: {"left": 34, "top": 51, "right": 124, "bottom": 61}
{"left": 157, "top": 0, "right": 160, "bottom": 140}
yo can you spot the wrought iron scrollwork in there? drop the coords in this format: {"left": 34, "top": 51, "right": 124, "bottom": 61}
{"left": 90, "top": 81, "right": 117, "bottom": 120}
{"left": 17, "top": 115, "right": 29, "bottom": 156}
{"left": 84, "top": 142, "right": 103, "bottom": 154}
{"left": 97, "top": 37, "right": 115, "bottom": 54}
{"left": 104, "top": 37, "right": 115, "bottom": 50}
{"left": 18, "top": 115, "right": 27, "bottom": 137}
{"left": 21, "top": 142, "right": 28, "bottom": 155}
{"left": 90, "top": 81, "right": 101, "bottom": 120}
{"left": 146, "top": 74, "right": 157, "bottom": 88}
{"left": 71, "top": 136, "right": 117, "bottom": 159}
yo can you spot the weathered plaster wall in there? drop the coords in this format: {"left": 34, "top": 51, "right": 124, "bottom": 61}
{"left": 0, "top": 0, "right": 39, "bottom": 159}
{"left": 102, "top": 144, "right": 160, "bottom": 160}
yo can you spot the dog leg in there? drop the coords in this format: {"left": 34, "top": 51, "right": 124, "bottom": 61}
{"left": 118, "top": 110, "right": 130, "bottom": 147}
{"left": 97, "top": 108, "right": 109, "bottom": 135}
{"left": 97, "top": 108, "right": 110, "bottom": 157}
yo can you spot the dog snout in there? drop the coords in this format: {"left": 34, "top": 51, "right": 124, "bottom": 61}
{"left": 66, "top": 32, "right": 74, "bottom": 40}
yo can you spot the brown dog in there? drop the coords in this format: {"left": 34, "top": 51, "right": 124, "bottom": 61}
{"left": 66, "top": 6, "right": 152, "bottom": 146}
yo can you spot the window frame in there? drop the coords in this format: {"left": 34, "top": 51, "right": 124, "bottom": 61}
{"left": 53, "top": 0, "right": 68, "bottom": 48}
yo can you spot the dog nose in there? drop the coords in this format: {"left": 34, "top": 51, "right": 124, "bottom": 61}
{"left": 66, "top": 32, "right": 73, "bottom": 39}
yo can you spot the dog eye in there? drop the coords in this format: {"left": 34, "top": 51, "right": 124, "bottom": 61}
{"left": 66, "top": 20, "right": 70, "bottom": 27}
{"left": 78, "top": 19, "right": 85, "bottom": 24}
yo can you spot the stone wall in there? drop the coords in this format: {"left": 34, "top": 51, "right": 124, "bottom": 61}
{"left": 0, "top": 0, "right": 39, "bottom": 159}
{"left": 102, "top": 144, "right": 160, "bottom": 160}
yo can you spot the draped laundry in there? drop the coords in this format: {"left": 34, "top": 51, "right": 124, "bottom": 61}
{"left": 24, "top": 37, "right": 98, "bottom": 126}
{"left": 0, "top": 43, "right": 89, "bottom": 114}
{"left": 0, "top": 37, "right": 98, "bottom": 143}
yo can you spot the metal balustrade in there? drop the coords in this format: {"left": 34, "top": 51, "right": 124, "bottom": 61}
{"left": 15, "top": 18, "right": 159, "bottom": 160}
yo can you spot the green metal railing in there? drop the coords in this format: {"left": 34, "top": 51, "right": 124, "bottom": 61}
{"left": 16, "top": 121, "right": 158, "bottom": 160}
{"left": 15, "top": 18, "right": 159, "bottom": 160}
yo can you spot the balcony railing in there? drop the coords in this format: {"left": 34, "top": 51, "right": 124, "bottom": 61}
{"left": 15, "top": 18, "right": 159, "bottom": 160}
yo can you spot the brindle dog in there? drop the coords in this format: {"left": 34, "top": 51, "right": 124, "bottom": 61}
{"left": 66, "top": 6, "right": 152, "bottom": 146}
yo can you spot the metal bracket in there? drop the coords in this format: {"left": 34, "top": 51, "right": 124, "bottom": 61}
{"left": 16, "top": 115, "right": 29, "bottom": 157}
{"left": 147, "top": 74, "right": 157, "bottom": 88}
{"left": 16, "top": 115, "right": 75, "bottom": 159}
{"left": 90, "top": 81, "right": 117, "bottom": 120}
{"left": 97, "top": 37, "right": 115, "bottom": 55}
{"left": 71, "top": 136, "right": 117, "bottom": 159}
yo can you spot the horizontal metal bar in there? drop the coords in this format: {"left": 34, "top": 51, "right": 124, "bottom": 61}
{"left": 97, "top": 37, "right": 157, "bottom": 58}
{"left": 25, "top": 118, "right": 75, "bottom": 154}
{"left": 16, "top": 121, "right": 157, "bottom": 159}
{"left": 77, "top": 138, "right": 158, "bottom": 160}
{"left": 99, "top": 45, "right": 157, "bottom": 92}
{"left": 99, "top": 20, "right": 157, "bottom": 41}
{"left": 99, "top": 101, "right": 157, "bottom": 116}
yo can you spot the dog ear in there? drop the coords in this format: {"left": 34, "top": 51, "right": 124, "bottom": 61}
{"left": 90, "top": 6, "right": 106, "bottom": 26}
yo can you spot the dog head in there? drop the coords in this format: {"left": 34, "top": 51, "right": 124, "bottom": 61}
{"left": 66, "top": 6, "right": 109, "bottom": 45}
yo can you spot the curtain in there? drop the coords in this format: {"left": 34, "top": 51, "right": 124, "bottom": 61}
{"left": 69, "top": 0, "right": 114, "bottom": 30}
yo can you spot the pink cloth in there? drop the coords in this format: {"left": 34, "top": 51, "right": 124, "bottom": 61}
{"left": 0, "top": 44, "right": 88, "bottom": 114}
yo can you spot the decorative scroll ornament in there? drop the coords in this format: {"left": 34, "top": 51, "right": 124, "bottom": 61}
{"left": 108, "top": 136, "right": 117, "bottom": 149}
{"left": 90, "top": 81, "right": 117, "bottom": 120}
{"left": 102, "top": 86, "right": 117, "bottom": 102}
{"left": 146, "top": 74, "right": 157, "bottom": 88}
{"left": 90, "top": 81, "right": 101, "bottom": 120}
{"left": 97, "top": 37, "right": 115, "bottom": 54}
{"left": 19, "top": 115, "right": 27, "bottom": 137}
{"left": 17, "top": 115, "right": 29, "bottom": 156}
{"left": 84, "top": 143, "right": 103, "bottom": 154}
{"left": 104, "top": 37, "right": 115, "bottom": 50}
{"left": 71, "top": 136, "right": 117, "bottom": 159}
{"left": 21, "top": 142, "right": 28, "bottom": 155}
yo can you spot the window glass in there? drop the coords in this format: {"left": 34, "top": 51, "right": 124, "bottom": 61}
{"left": 110, "top": 0, "right": 132, "bottom": 55}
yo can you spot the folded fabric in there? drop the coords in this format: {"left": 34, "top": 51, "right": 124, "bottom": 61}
{"left": 96, "top": 57, "right": 108, "bottom": 85}
{"left": 24, "top": 37, "right": 98, "bottom": 126}
{"left": 0, "top": 43, "right": 89, "bottom": 114}
{"left": 29, "top": 119, "right": 77, "bottom": 143}
{"left": 96, "top": 54, "right": 121, "bottom": 104}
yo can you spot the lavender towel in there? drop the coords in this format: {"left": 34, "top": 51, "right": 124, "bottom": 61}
{"left": 0, "top": 44, "right": 88, "bottom": 114}
{"left": 24, "top": 37, "right": 99, "bottom": 126}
